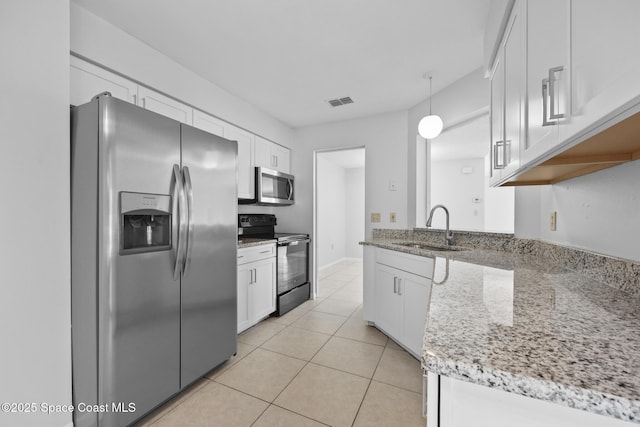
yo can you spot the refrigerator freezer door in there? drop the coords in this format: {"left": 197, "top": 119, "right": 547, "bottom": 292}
{"left": 99, "top": 97, "right": 181, "bottom": 427}
{"left": 179, "top": 124, "right": 238, "bottom": 386}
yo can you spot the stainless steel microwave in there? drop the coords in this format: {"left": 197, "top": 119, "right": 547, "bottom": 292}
{"left": 252, "top": 167, "right": 294, "bottom": 206}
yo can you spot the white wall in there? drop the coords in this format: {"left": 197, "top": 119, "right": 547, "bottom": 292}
{"left": 345, "top": 167, "right": 365, "bottom": 259}
{"left": 316, "top": 158, "right": 365, "bottom": 268}
{"left": 0, "top": 1, "right": 72, "bottom": 427}
{"left": 515, "top": 160, "right": 640, "bottom": 261}
{"left": 430, "top": 158, "right": 485, "bottom": 231}
{"left": 317, "top": 157, "right": 347, "bottom": 268}
{"left": 484, "top": 176, "right": 515, "bottom": 233}
{"left": 70, "top": 4, "right": 294, "bottom": 148}
{"left": 277, "top": 111, "right": 408, "bottom": 275}
{"left": 408, "top": 68, "right": 490, "bottom": 227}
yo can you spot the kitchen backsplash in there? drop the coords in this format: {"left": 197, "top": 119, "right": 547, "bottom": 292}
{"left": 371, "top": 228, "right": 640, "bottom": 296}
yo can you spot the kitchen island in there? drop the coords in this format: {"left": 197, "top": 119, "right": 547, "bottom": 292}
{"left": 362, "top": 230, "right": 640, "bottom": 426}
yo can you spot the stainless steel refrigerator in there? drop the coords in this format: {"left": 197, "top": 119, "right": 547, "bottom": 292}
{"left": 71, "top": 93, "right": 237, "bottom": 427}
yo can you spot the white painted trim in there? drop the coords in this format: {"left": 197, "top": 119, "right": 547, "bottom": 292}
{"left": 318, "top": 257, "right": 360, "bottom": 271}
{"left": 63, "top": 421, "right": 74, "bottom": 427}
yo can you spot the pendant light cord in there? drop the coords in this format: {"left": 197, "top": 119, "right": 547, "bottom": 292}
{"left": 429, "top": 76, "right": 433, "bottom": 115}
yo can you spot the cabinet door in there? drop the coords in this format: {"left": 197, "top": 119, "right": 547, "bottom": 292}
{"left": 254, "top": 136, "right": 272, "bottom": 169}
{"left": 565, "top": 0, "right": 640, "bottom": 142}
{"left": 70, "top": 56, "right": 138, "bottom": 106}
{"left": 523, "top": 0, "right": 569, "bottom": 165}
{"left": 226, "top": 125, "right": 254, "bottom": 199}
{"left": 502, "top": 1, "right": 524, "bottom": 178}
{"left": 489, "top": 54, "right": 505, "bottom": 185}
{"left": 401, "top": 272, "right": 431, "bottom": 357}
{"left": 251, "top": 258, "right": 276, "bottom": 321}
{"left": 192, "top": 110, "right": 226, "bottom": 138}
{"left": 272, "top": 144, "right": 290, "bottom": 173}
{"left": 138, "top": 86, "right": 193, "bottom": 125}
{"left": 237, "top": 265, "right": 252, "bottom": 333}
{"left": 374, "top": 264, "right": 403, "bottom": 339}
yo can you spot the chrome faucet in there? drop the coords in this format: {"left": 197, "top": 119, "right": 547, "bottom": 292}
{"left": 426, "top": 204, "right": 454, "bottom": 246}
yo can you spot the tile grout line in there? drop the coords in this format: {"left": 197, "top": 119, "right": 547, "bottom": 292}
{"left": 253, "top": 266, "right": 361, "bottom": 425}
{"left": 149, "top": 261, "right": 363, "bottom": 426}
{"left": 349, "top": 336, "right": 387, "bottom": 427}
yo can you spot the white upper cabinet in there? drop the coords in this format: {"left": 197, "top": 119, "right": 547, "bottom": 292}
{"left": 70, "top": 56, "right": 289, "bottom": 198}
{"left": 564, "top": 0, "right": 640, "bottom": 141}
{"left": 502, "top": 2, "right": 524, "bottom": 177}
{"left": 70, "top": 56, "right": 137, "bottom": 106}
{"left": 522, "top": 0, "right": 570, "bottom": 166}
{"left": 137, "top": 86, "right": 193, "bottom": 125}
{"left": 489, "top": 55, "right": 505, "bottom": 185}
{"left": 254, "top": 136, "right": 290, "bottom": 173}
{"left": 489, "top": 1, "right": 524, "bottom": 185}
{"left": 226, "top": 125, "right": 255, "bottom": 200}
{"left": 192, "top": 110, "right": 227, "bottom": 138}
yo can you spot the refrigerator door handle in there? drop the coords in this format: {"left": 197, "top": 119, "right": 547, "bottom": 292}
{"left": 182, "top": 166, "right": 194, "bottom": 277}
{"left": 172, "top": 164, "right": 186, "bottom": 280}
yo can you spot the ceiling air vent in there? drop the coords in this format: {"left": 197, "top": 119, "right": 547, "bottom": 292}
{"left": 327, "top": 96, "right": 354, "bottom": 107}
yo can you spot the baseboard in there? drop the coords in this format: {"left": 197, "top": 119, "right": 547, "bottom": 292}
{"left": 318, "top": 257, "right": 349, "bottom": 271}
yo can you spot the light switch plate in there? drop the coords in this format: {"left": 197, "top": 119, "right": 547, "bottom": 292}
{"left": 550, "top": 211, "right": 557, "bottom": 231}
{"left": 371, "top": 213, "right": 381, "bottom": 223}
{"left": 390, "top": 212, "right": 397, "bottom": 223}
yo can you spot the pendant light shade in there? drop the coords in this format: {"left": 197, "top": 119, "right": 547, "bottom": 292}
{"left": 418, "top": 114, "right": 444, "bottom": 139}
{"left": 418, "top": 75, "right": 443, "bottom": 139}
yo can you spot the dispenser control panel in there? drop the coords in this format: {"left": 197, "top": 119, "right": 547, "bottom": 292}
{"left": 119, "top": 192, "right": 172, "bottom": 255}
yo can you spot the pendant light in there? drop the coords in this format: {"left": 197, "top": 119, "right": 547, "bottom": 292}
{"left": 418, "top": 75, "right": 443, "bottom": 139}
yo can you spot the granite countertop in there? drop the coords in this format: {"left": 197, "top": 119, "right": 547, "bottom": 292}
{"left": 237, "top": 238, "right": 276, "bottom": 249}
{"left": 362, "top": 238, "right": 640, "bottom": 423}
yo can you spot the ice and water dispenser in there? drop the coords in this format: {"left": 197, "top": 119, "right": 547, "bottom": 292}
{"left": 120, "top": 192, "right": 172, "bottom": 255}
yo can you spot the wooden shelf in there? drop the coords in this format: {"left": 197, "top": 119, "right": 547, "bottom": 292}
{"left": 502, "top": 110, "right": 640, "bottom": 186}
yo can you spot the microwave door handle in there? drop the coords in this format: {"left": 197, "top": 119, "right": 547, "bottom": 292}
{"left": 182, "top": 166, "right": 194, "bottom": 277}
{"left": 287, "top": 178, "right": 293, "bottom": 200}
{"left": 172, "top": 164, "right": 186, "bottom": 280}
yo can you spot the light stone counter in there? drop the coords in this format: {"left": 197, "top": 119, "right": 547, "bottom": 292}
{"left": 237, "top": 238, "right": 276, "bottom": 249}
{"left": 361, "top": 234, "right": 640, "bottom": 423}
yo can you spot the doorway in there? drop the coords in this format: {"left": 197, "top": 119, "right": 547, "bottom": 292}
{"left": 312, "top": 147, "right": 365, "bottom": 299}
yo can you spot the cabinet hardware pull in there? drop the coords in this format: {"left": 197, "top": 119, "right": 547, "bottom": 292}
{"left": 398, "top": 278, "right": 403, "bottom": 296}
{"left": 259, "top": 250, "right": 271, "bottom": 254}
{"left": 393, "top": 277, "right": 398, "bottom": 294}
{"left": 548, "top": 66, "right": 565, "bottom": 120}
{"left": 542, "top": 66, "right": 565, "bottom": 127}
{"left": 132, "top": 94, "right": 137, "bottom": 105}
{"left": 494, "top": 141, "right": 509, "bottom": 169}
{"left": 542, "top": 78, "right": 552, "bottom": 127}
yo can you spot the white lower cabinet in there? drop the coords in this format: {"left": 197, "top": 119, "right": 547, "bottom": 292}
{"left": 237, "top": 244, "right": 276, "bottom": 333}
{"left": 426, "top": 372, "right": 634, "bottom": 427}
{"left": 369, "top": 248, "right": 434, "bottom": 357}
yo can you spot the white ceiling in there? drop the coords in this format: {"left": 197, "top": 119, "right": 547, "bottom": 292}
{"left": 72, "top": 0, "right": 491, "bottom": 128}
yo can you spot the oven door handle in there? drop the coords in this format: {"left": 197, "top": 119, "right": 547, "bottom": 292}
{"left": 278, "top": 238, "right": 310, "bottom": 247}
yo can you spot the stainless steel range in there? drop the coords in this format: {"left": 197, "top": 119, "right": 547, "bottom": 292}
{"left": 238, "top": 214, "right": 310, "bottom": 315}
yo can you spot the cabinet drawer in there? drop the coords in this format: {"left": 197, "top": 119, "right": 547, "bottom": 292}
{"left": 376, "top": 248, "right": 434, "bottom": 279}
{"left": 238, "top": 243, "right": 276, "bottom": 265}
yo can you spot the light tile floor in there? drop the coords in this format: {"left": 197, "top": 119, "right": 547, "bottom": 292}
{"left": 136, "top": 259, "right": 425, "bottom": 427}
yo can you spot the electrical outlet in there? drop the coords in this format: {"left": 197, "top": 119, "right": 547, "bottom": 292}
{"left": 390, "top": 212, "right": 397, "bottom": 223}
{"left": 371, "top": 213, "right": 381, "bottom": 223}
{"left": 389, "top": 180, "right": 397, "bottom": 191}
{"left": 550, "top": 211, "right": 557, "bottom": 231}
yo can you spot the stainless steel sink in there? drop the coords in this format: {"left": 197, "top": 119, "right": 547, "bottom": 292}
{"left": 395, "top": 242, "right": 468, "bottom": 252}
